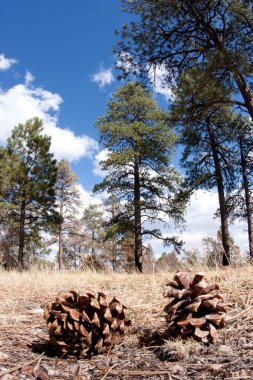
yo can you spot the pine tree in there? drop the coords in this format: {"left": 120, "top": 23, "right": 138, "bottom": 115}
{"left": 117, "top": 0, "right": 253, "bottom": 119}
{"left": 55, "top": 160, "right": 82, "bottom": 270}
{"left": 82, "top": 204, "right": 106, "bottom": 270}
{"left": 61, "top": 217, "right": 88, "bottom": 269}
{"left": 171, "top": 70, "right": 239, "bottom": 265}
{"left": 224, "top": 116, "right": 253, "bottom": 257}
{"left": 0, "top": 118, "right": 58, "bottom": 269}
{"left": 94, "top": 82, "right": 185, "bottom": 272}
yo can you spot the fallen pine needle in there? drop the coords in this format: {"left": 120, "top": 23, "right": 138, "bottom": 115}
{"left": 227, "top": 305, "right": 253, "bottom": 321}
{"left": 33, "top": 354, "right": 43, "bottom": 376}
{"left": 0, "top": 324, "right": 44, "bottom": 329}
{"left": 109, "top": 369, "right": 177, "bottom": 376}
{"left": 101, "top": 363, "right": 119, "bottom": 380}
{"left": 0, "top": 352, "right": 45, "bottom": 378}
{"left": 130, "top": 301, "right": 165, "bottom": 309}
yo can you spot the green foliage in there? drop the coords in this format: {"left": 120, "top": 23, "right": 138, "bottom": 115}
{"left": 94, "top": 82, "right": 185, "bottom": 270}
{"left": 56, "top": 160, "right": 81, "bottom": 214}
{"left": 55, "top": 159, "right": 82, "bottom": 269}
{"left": 202, "top": 230, "right": 241, "bottom": 267}
{"left": 117, "top": 0, "right": 253, "bottom": 117}
{"left": 0, "top": 118, "right": 58, "bottom": 268}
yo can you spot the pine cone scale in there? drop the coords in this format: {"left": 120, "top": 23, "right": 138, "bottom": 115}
{"left": 163, "top": 271, "right": 228, "bottom": 342}
{"left": 44, "top": 288, "right": 131, "bottom": 355}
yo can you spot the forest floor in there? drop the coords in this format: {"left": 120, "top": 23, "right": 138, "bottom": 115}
{"left": 0, "top": 265, "right": 253, "bottom": 380}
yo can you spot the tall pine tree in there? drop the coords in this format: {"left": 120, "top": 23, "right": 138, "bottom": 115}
{"left": 55, "top": 159, "right": 82, "bottom": 270}
{"left": 117, "top": 0, "right": 253, "bottom": 119}
{"left": 94, "top": 82, "right": 185, "bottom": 272}
{"left": 0, "top": 118, "right": 58, "bottom": 269}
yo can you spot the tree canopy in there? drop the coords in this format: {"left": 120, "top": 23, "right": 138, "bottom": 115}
{"left": 0, "top": 118, "right": 58, "bottom": 268}
{"left": 117, "top": 0, "right": 253, "bottom": 118}
{"left": 94, "top": 82, "right": 185, "bottom": 271}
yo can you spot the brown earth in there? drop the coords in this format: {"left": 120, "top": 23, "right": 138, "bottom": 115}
{"left": 0, "top": 266, "right": 253, "bottom": 379}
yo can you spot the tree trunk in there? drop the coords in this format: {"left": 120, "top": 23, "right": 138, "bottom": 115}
{"left": 207, "top": 122, "right": 230, "bottom": 265}
{"left": 112, "top": 237, "right": 117, "bottom": 271}
{"left": 191, "top": 4, "right": 253, "bottom": 120}
{"left": 239, "top": 137, "right": 253, "bottom": 257}
{"left": 91, "top": 231, "right": 96, "bottom": 257}
{"left": 58, "top": 198, "right": 64, "bottom": 270}
{"left": 18, "top": 201, "right": 26, "bottom": 269}
{"left": 232, "top": 67, "right": 253, "bottom": 121}
{"left": 134, "top": 153, "right": 142, "bottom": 272}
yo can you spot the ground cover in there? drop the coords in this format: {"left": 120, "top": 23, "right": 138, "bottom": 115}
{"left": 0, "top": 266, "right": 253, "bottom": 379}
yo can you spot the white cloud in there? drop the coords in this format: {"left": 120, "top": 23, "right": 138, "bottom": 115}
{"left": 148, "top": 64, "right": 174, "bottom": 101}
{"left": 148, "top": 189, "right": 249, "bottom": 256}
{"left": 44, "top": 125, "right": 98, "bottom": 161}
{"left": 116, "top": 51, "right": 139, "bottom": 75}
{"left": 25, "top": 71, "right": 35, "bottom": 86}
{"left": 77, "top": 184, "right": 103, "bottom": 209}
{"left": 116, "top": 52, "right": 173, "bottom": 100}
{"left": 0, "top": 54, "right": 17, "bottom": 71}
{"left": 91, "top": 65, "right": 115, "bottom": 89}
{"left": 92, "top": 149, "right": 109, "bottom": 177}
{"left": 0, "top": 73, "right": 98, "bottom": 162}
{"left": 182, "top": 189, "right": 248, "bottom": 253}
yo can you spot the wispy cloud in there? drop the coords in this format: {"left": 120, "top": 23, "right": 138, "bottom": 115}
{"left": 92, "top": 149, "right": 109, "bottom": 177}
{"left": 116, "top": 52, "right": 173, "bottom": 101}
{"left": 148, "top": 64, "right": 174, "bottom": 101}
{"left": 91, "top": 65, "right": 115, "bottom": 89}
{"left": 0, "top": 53, "right": 18, "bottom": 71}
{"left": 148, "top": 189, "right": 248, "bottom": 255}
{"left": 25, "top": 71, "right": 35, "bottom": 86}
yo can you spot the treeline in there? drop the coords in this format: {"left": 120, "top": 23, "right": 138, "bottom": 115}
{"left": 2, "top": 0, "right": 253, "bottom": 271}
{"left": 0, "top": 118, "right": 154, "bottom": 271}
{"left": 0, "top": 84, "right": 186, "bottom": 272}
{"left": 114, "top": 0, "right": 253, "bottom": 266}
{"left": 0, "top": 81, "right": 252, "bottom": 272}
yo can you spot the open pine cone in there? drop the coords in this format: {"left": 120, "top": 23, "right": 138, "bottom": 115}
{"left": 163, "top": 271, "right": 228, "bottom": 343}
{"left": 44, "top": 288, "right": 131, "bottom": 355}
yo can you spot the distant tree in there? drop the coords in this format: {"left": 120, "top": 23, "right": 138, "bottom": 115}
{"left": 184, "top": 249, "right": 201, "bottom": 267}
{"left": 172, "top": 68, "right": 238, "bottom": 265}
{"left": 61, "top": 217, "right": 89, "bottom": 269}
{"left": 55, "top": 160, "right": 82, "bottom": 269}
{"left": 94, "top": 82, "right": 185, "bottom": 272}
{"left": 82, "top": 204, "right": 106, "bottom": 270}
{"left": 103, "top": 194, "right": 125, "bottom": 270}
{"left": 119, "top": 231, "right": 136, "bottom": 272}
{"left": 142, "top": 243, "right": 155, "bottom": 272}
{"left": 224, "top": 116, "right": 253, "bottom": 257}
{"left": 0, "top": 118, "right": 58, "bottom": 269}
{"left": 155, "top": 251, "right": 181, "bottom": 272}
{"left": 202, "top": 231, "right": 241, "bottom": 267}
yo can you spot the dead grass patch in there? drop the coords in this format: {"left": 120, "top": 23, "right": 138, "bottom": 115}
{"left": 0, "top": 265, "right": 253, "bottom": 379}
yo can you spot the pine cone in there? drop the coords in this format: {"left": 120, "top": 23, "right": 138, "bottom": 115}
{"left": 163, "top": 271, "right": 228, "bottom": 343}
{"left": 44, "top": 288, "right": 131, "bottom": 355}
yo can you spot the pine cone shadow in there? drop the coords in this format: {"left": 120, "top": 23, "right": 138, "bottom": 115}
{"left": 29, "top": 340, "right": 67, "bottom": 358}
{"left": 138, "top": 327, "right": 168, "bottom": 347}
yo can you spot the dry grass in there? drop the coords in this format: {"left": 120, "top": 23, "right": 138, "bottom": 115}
{"left": 0, "top": 265, "right": 253, "bottom": 379}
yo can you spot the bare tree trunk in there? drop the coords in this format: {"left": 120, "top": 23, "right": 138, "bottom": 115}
{"left": 239, "top": 137, "right": 253, "bottom": 257}
{"left": 58, "top": 199, "right": 64, "bottom": 270}
{"left": 91, "top": 231, "right": 96, "bottom": 257}
{"left": 18, "top": 201, "right": 26, "bottom": 269}
{"left": 112, "top": 238, "right": 117, "bottom": 271}
{"left": 207, "top": 122, "right": 230, "bottom": 265}
{"left": 189, "top": 3, "right": 253, "bottom": 120}
{"left": 134, "top": 153, "right": 142, "bottom": 272}
{"left": 232, "top": 67, "right": 253, "bottom": 121}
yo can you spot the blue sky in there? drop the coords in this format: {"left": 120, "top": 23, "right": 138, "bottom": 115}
{"left": 0, "top": 0, "right": 249, "bottom": 254}
{"left": 0, "top": 0, "right": 135, "bottom": 190}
